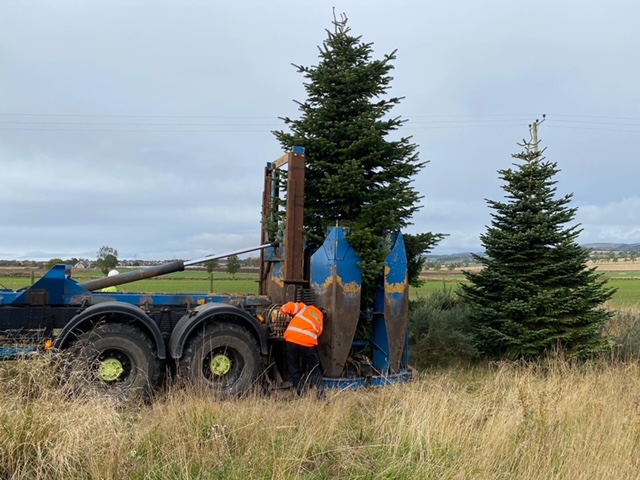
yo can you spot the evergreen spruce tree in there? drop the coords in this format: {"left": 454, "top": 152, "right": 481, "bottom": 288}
{"left": 460, "top": 138, "right": 615, "bottom": 359}
{"left": 273, "top": 13, "right": 443, "bottom": 298}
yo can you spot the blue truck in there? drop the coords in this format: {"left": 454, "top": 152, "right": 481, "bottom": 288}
{"left": 0, "top": 148, "right": 412, "bottom": 399}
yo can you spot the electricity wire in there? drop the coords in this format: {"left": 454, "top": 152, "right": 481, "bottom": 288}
{"left": 0, "top": 113, "right": 638, "bottom": 133}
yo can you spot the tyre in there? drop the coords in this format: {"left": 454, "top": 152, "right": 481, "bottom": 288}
{"left": 63, "top": 323, "right": 163, "bottom": 401}
{"left": 178, "top": 323, "right": 260, "bottom": 397}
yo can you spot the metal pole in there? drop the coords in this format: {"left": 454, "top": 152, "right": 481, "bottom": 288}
{"left": 184, "top": 243, "right": 273, "bottom": 267}
{"left": 82, "top": 243, "right": 273, "bottom": 291}
{"left": 530, "top": 114, "right": 545, "bottom": 155}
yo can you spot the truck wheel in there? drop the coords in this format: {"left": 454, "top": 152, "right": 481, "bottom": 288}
{"left": 178, "top": 323, "right": 260, "bottom": 397}
{"left": 65, "top": 323, "right": 163, "bottom": 401}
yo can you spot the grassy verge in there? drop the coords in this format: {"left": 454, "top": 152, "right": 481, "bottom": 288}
{"left": 2, "top": 357, "right": 640, "bottom": 479}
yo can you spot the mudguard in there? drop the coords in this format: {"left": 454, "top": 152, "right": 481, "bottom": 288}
{"left": 54, "top": 301, "right": 167, "bottom": 359}
{"left": 168, "top": 303, "right": 268, "bottom": 360}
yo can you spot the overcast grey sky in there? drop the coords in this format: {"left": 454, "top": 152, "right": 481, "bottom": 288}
{"left": 1, "top": 0, "right": 638, "bottom": 261}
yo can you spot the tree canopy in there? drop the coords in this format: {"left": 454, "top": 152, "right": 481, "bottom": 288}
{"left": 226, "top": 255, "right": 241, "bottom": 277}
{"left": 273, "top": 13, "right": 442, "bottom": 297}
{"left": 96, "top": 245, "right": 118, "bottom": 276}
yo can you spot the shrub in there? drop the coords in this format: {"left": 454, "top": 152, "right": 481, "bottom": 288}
{"left": 409, "top": 286, "right": 479, "bottom": 368}
{"left": 604, "top": 308, "right": 640, "bottom": 361}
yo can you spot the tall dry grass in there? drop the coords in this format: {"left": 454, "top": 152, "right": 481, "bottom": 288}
{"left": 2, "top": 354, "right": 640, "bottom": 479}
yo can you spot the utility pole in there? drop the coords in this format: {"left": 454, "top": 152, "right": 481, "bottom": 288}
{"left": 529, "top": 114, "right": 546, "bottom": 154}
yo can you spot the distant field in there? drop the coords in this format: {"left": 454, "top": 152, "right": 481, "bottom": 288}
{"left": 413, "top": 278, "right": 640, "bottom": 308}
{"left": 2, "top": 265, "right": 639, "bottom": 307}
{"left": 415, "top": 275, "right": 640, "bottom": 308}
{"left": 0, "top": 268, "right": 260, "bottom": 295}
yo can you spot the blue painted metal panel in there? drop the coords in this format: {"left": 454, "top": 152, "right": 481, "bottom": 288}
{"left": 372, "top": 287, "right": 390, "bottom": 373}
{"left": 87, "top": 292, "right": 270, "bottom": 307}
{"left": 371, "top": 232, "right": 409, "bottom": 373}
{"left": 262, "top": 245, "right": 279, "bottom": 262}
{"left": 0, "top": 346, "right": 37, "bottom": 359}
{"left": 312, "top": 227, "right": 362, "bottom": 378}
{"left": 322, "top": 370, "right": 413, "bottom": 390}
{"left": 384, "top": 232, "right": 410, "bottom": 371}
{"left": 6, "top": 265, "right": 87, "bottom": 306}
{"left": 262, "top": 255, "right": 285, "bottom": 304}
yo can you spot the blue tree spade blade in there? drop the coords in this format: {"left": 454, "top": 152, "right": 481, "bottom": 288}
{"left": 384, "top": 232, "right": 409, "bottom": 372}
{"left": 311, "top": 227, "right": 362, "bottom": 378}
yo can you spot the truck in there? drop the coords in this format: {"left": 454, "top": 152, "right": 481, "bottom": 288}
{"left": 0, "top": 147, "right": 413, "bottom": 399}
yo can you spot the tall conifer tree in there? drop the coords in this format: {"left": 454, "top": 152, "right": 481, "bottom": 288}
{"left": 460, "top": 138, "right": 615, "bottom": 359}
{"left": 273, "top": 13, "right": 442, "bottom": 297}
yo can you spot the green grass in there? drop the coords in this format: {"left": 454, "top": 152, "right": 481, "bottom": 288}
{"left": 601, "top": 271, "right": 640, "bottom": 279}
{"left": 0, "top": 270, "right": 261, "bottom": 295}
{"left": 3, "top": 271, "right": 640, "bottom": 307}
{"left": 604, "top": 279, "right": 640, "bottom": 308}
{"left": 413, "top": 277, "right": 640, "bottom": 309}
{"left": 115, "top": 278, "right": 260, "bottom": 295}
{"left": 411, "top": 279, "right": 464, "bottom": 299}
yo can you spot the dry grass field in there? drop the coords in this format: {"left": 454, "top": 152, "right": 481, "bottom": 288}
{"left": 2, "top": 357, "right": 640, "bottom": 479}
{"left": 588, "top": 259, "right": 640, "bottom": 271}
{"left": 422, "top": 259, "right": 640, "bottom": 275}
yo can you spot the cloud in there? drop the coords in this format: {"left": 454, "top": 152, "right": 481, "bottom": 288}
{"left": 576, "top": 198, "right": 640, "bottom": 243}
{"left": 1, "top": 0, "right": 639, "bottom": 260}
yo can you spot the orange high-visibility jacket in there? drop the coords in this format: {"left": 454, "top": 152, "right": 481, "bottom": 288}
{"left": 280, "top": 301, "right": 324, "bottom": 347}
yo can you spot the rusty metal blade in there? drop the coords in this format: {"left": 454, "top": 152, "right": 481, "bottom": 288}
{"left": 311, "top": 228, "right": 362, "bottom": 378}
{"left": 384, "top": 232, "right": 409, "bottom": 372}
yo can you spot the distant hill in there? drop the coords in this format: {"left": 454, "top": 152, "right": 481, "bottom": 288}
{"left": 425, "top": 252, "right": 480, "bottom": 263}
{"left": 581, "top": 243, "right": 640, "bottom": 252}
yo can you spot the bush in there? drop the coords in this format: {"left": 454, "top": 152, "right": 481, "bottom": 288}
{"left": 409, "top": 286, "right": 479, "bottom": 368}
{"left": 604, "top": 308, "right": 640, "bottom": 361}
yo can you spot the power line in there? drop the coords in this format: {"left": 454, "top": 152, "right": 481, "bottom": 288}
{"left": 545, "top": 124, "right": 640, "bottom": 133}
{"left": 0, "top": 119, "right": 531, "bottom": 128}
{"left": 0, "top": 112, "right": 638, "bottom": 133}
{"left": 0, "top": 121, "right": 281, "bottom": 127}
{"left": 2, "top": 125, "right": 637, "bottom": 133}
{"left": 403, "top": 124, "right": 525, "bottom": 129}
{"left": 0, "top": 127, "right": 272, "bottom": 133}
{"left": 399, "top": 114, "right": 537, "bottom": 118}
{"left": 546, "top": 119, "right": 640, "bottom": 127}
{"left": 0, "top": 113, "right": 278, "bottom": 119}
{"left": 0, "top": 123, "right": 530, "bottom": 133}
{"left": 547, "top": 113, "right": 640, "bottom": 121}
{"left": 1, "top": 112, "right": 638, "bottom": 122}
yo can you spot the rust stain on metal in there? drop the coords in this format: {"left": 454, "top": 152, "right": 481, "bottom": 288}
{"left": 316, "top": 275, "right": 360, "bottom": 297}
{"left": 385, "top": 280, "right": 407, "bottom": 295}
{"left": 385, "top": 289, "right": 409, "bottom": 372}
{"left": 383, "top": 264, "right": 409, "bottom": 372}
{"left": 315, "top": 277, "right": 361, "bottom": 378}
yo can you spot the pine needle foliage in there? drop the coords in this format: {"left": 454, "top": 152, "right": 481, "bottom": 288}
{"left": 273, "top": 13, "right": 442, "bottom": 299}
{"left": 459, "top": 143, "right": 615, "bottom": 359}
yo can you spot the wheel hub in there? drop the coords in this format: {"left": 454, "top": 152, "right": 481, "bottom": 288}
{"left": 210, "top": 354, "right": 232, "bottom": 376}
{"left": 99, "top": 357, "right": 125, "bottom": 382}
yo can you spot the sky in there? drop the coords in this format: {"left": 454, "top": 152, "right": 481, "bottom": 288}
{"left": 1, "top": 0, "right": 639, "bottom": 261}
